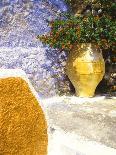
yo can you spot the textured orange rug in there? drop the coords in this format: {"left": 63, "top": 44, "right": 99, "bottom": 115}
{"left": 0, "top": 77, "right": 48, "bottom": 155}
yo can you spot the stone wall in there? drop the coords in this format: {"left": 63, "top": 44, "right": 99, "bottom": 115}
{"left": 0, "top": 0, "right": 70, "bottom": 98}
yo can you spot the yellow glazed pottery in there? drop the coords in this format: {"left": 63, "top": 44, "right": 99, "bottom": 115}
{"left": 66, "top": 43, "right": 105, "bottom": 97}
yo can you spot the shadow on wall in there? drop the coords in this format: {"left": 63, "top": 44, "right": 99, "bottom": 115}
{"left": 96, "top": 50, "right": 116, "bottom": 96}
{"left": 42, "top": 47, "right": 72, "bottom": 95}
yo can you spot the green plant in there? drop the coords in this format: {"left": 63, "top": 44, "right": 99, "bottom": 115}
{"left": 37, "top": 0, "right": 116, "bottom": 52}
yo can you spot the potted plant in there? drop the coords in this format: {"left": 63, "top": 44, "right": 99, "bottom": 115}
{"left": 37, "top": 0, "right": 116, "bottom": 97}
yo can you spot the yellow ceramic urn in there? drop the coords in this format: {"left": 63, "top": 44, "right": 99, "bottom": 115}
{"left": 66, "top": 43, "right": 105, "bottom": 97}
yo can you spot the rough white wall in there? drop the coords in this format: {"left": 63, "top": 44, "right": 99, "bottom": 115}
{"left": 0, "top": 0, "right": 69, "bottom": 98}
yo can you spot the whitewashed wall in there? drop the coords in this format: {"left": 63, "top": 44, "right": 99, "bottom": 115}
{"left": 0, "top": 0, "right": 69, "bottom": 98}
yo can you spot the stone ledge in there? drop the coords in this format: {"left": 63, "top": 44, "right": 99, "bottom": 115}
{"left": 47, "top": 127, "right": 116, "bottom": 155}
{"left": 41, "top": 96, "right": 116, "bottom": 155}
{"left": 1, "top": 69, "right": 116, "bottom": 155}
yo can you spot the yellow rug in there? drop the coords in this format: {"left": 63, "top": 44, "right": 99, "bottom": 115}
{"left": 0, "top": 77, "right": 48, "bottom": 155}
